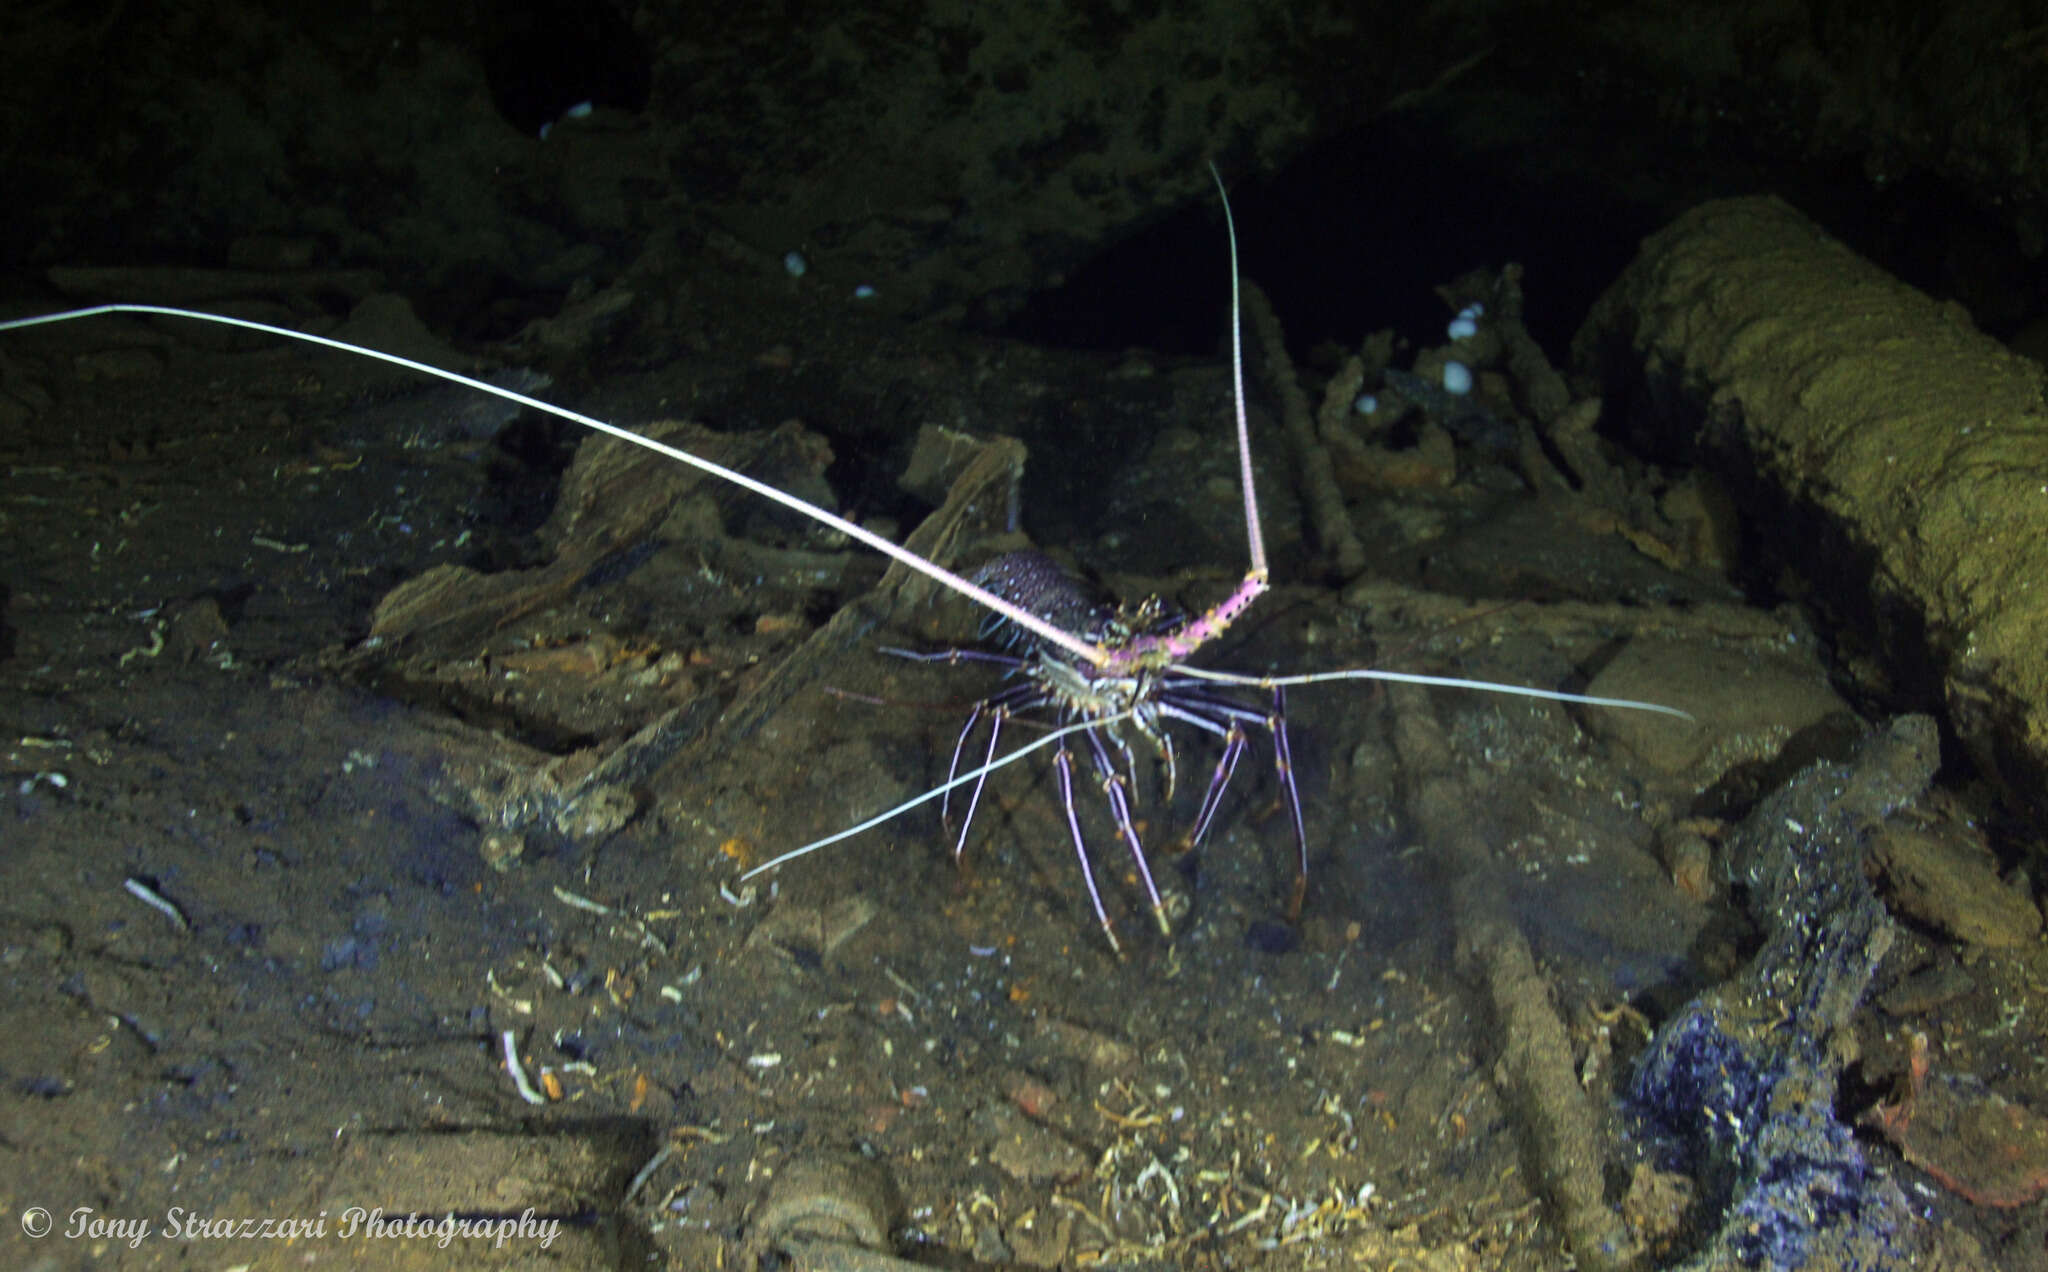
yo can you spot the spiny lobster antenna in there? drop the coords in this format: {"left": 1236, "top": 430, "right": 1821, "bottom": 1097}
{"left": 0, "top": 302, "right": 1112, "bottom": 667}
{"left": 1100, "top": 166, "right": 1272, "bottom": 672}
{"left": 1209, "top": 161, "right": 1269, "bottom": 579}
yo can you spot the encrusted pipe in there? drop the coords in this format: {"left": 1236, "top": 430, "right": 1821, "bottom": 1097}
{"left": 1242, "top": 278, "right": 1367, "bottom": 578}
{"left": 1388, "top": 684, "right": 1633, "bottom": 1271}
{"left": 1578, "top": 195, "right": 2048, "bottom": 829}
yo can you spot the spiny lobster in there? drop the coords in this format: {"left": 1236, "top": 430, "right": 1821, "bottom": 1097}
{"left": 0, "top": 167, "right": 1685, "bottom": 952}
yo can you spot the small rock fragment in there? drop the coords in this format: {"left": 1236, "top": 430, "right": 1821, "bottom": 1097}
{"left": 1621, "top": 1163, "right": 1697, "bottom": 1258}
{"left": 1033, "top": 1016, "right": 1135, "bottom": 1069}
{"left": 1864, "top": 1044, "right": 2048, "bottom": 1208}
{"left": 1004, "top": 1072, "right": 1059, "bottom": 1119}
{"left": 1877, "top": 961, "right": 1975, "bottom": 1017}
{"left": 1583, "top": 637, "right": 1850, "bottom": 782}
{"left": 1869, "top": 825, "right": 2042, "bottom": 948}
{"left": 1656, "top": 827, "right": 1715, "bottom": 901}
{"left": 479, "top": 832, "right": 525, "bottom": 872}
{"left": 984, "top": 1108, "right": 1086, "bottom": 1186}
{"left": 554, "top": 784, "right": 637, "bottom": 841}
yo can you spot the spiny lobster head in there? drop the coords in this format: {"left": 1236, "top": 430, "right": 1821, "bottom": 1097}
{"left": 970, "top": 549, "right": 1190, "bottom": 674}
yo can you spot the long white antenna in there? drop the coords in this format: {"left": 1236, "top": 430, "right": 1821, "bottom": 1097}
{"left": 0, "top": 303, "right": 1112, "bottom": 666}
{"left": 739, "top": 713, "right": 1127, "bottom": 877}
{"left": 1209, "top": 162, "right": 1267, "bottom": 577}
{"left": 1173, "top": 664, "right": 1695, "bottom": 718}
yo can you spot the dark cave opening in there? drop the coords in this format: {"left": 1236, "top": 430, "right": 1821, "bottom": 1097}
{"left": 480, "top": 0, "right": 652, "bottom": 139}
{"left": 999, "top": 94, "right": 2043, "bottom": 372}
{"left": 1001, "top": 106, "right": 1681, "bottom": 365}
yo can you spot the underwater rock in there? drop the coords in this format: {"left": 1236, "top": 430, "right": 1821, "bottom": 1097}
{"left": 1876, "top": 960, "right": 1975, "bottom": 1017}
{"left": 1861, "top": 1035, "right": 2048, "bottom": 1209}
{"left": 1584, "top": 635, "right": 1850, "bottom": 783}
{"left": 1867, "top": 823, "right": 2043, "bottom": 948}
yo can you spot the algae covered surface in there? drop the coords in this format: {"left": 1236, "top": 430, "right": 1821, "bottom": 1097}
{"left": 1581, "top": 195, "right": 2048, "bottom": 834}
